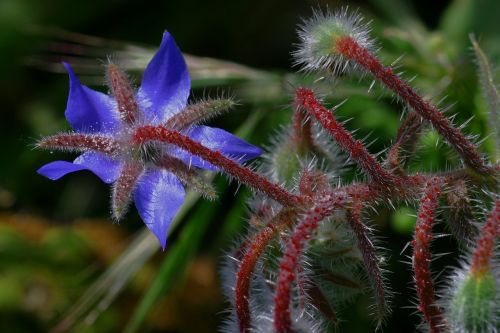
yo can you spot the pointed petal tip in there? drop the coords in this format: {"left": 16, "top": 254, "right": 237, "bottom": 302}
{"left": 247, "top": 144, "right": 264, "bottom": 158}
{"left": 63, "top": 62, "right": 120, "bottom": 133}
{"left": 145, "top": 217, "right": 168, "bottom": 250}
{"left": 138, "top": 31, "right": 190, "bottom": 123}
{"left": 161, "top": 30, "right": 173, "bottom": 43}
{"left": 62, "top": 61, "right": 71, "bottom": 71}
{"left": 133, "top": 169, "right": 185, "bottom": 252}
{"left": 37, "top": 153, "right": 123, "bottom": 184}
{"left": 183, "top": 125, "right": 264, "bottom": 165}
{"left": 152, "top": 228, "right": 168, "bottom": 250}
{"left": 37, "top": 160, "right": 84, "bottom": 180}
{"left": 62, "top": 62, "right": 78, "bottom": 81}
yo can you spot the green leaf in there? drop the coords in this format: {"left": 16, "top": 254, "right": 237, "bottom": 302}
{"left": 449, "top": 272, "right": 498, "bottom": 332}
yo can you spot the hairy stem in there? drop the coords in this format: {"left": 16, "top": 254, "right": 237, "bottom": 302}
{"left": 386, "top": 111, "right": 424, "bottom": 174}
{"left": 107, "top": 63, "right": 139, "bottom": 124}
{"left": 164, "top": 98, "right": 235, "bottom": 131}
{"left": 274, "top": 194, "right": 346, "bottom": 333}
{"left": 292, "top": 109, "right": 314, "bottom": 154}
{"left": 336, "top": 36, "right": 488, "bottom": 174}
{"left": 295, "top": 87, "right": 398, "bottom": 188}
{"left": 133, "top": 126, "right": 304, "bottom": 207}
{"left": 413, "top": 177, "right": 447, "bottom": 333}
{"left": 37, "top": 133, "right": 120, "bottom": 155}
{"left": 111, "top": 162, "right": 143, "bottom": 220}
{"left": 470, "top": 198, "right": 500, "bottom": 276}
{"left": 347, "top": 201, "right": 387, "bottom": 323}
{"left": 235, "top": 209, "right": 298, "bottom": 332}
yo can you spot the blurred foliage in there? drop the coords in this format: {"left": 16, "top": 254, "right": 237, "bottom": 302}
{"left": 0, "top": 0, "right": 499, "bottom": 332}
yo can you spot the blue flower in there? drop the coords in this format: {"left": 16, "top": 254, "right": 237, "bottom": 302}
{"left": 37, "top": 32, "right": 262, "bottom": 248}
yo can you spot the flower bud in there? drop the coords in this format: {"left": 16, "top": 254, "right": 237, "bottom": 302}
{"left": 448, "top": 270, "right": 498, "bottom": 333}
{"left": 293, "top": 8, "right": 374, "bottom": 75}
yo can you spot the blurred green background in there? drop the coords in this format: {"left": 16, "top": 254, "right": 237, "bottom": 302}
{"left": 0, "top": 0, "right": 498, "bottom": 332}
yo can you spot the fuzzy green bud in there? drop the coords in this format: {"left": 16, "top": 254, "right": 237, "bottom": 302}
{"left": 308, "top": 19, "right": 351, "bottom": 58}
{"left": 449, "top": 271, "right": 498, "bottom": 333}
{"left": 272, "top": 140, "right": 303, "bottom": 186}
{"left": 293, "top": 8, "right": 374, "bottom": 74}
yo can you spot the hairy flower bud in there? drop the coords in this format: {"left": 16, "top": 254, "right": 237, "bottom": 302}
{"left": 293, "top": 7, "right": 374, "bottom": 75}
{"left": 448, "top": 271, "right": 498, "bottom": 333}
{"left": 444, "top": 199, "right": 500, "bottom": 332}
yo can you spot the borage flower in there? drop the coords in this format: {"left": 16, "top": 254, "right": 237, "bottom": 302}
{"left": 37, "top": 32, "right": 262, "bottom": 248}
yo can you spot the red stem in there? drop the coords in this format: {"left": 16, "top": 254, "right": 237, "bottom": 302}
{"left": 336, "top": 36, "right": 488, "bottom": 174}
{"left": 295, "top": 88, "right": 398, "bottom": 188}
{"left": 470, "top": 198, "right": 500, "bottom": 276}
{"left": 346, "top": 201, "right": 387, "bottom": 322}
{"left": 274, "top": 193, "right": 346, "bottom": 333}
{"left": 292, "top": 109, "right": 314, "bottom": 153}
{"left": 133, "top": 126, "right": 303, "bottom": 207}
{"left": 38, "top": 133, "right": 119, "bottom": 154}
{"left": 107, "top": 64, "right": 139, "bottom": 124}
{"left": 412, "top": 177, "right": 447, "bottom": 333}
{"left": 111, "top": 162, "right": 143, "bottom": 220}
{"left": 386, "top": 111, "right": 423, "bottom": 174}
{"left": 298, "top": 169, "right": 329, "bottom": 196}
{"left": 235, "top": 209, "right": 297, "bottom": 332}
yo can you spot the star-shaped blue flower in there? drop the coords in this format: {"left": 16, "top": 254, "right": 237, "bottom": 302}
{"left": 37, "top": 32, "right": 262, "bottom": 248}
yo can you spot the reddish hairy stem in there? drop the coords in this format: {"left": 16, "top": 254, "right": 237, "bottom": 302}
{"left": 107, "top": 64, "right": 139, "bottom": 124}
{"left": 239, "top": 170, "right": 426, "bottom": 332}
{"left": 269, "top": 167, "right": 483, "bottom": 332}
{"left": 295, "top": 88, "right": 398, "bottom": 188}
{"left": 346, "top": 201, "right": 387, "bottom": 322}
{"left": 236, "top": 209, "right": 297, "bottom": 332}
{"left": 292, "top": 109, "right": 314, "bottom": 153}
{"left": 111, "top": 162, "right": 143, "bottom": 220}
{"left": 386, "top": 111, "right": 424, "bottom": 174}
{"left": 336, "top": 36, "right": 488, "bottom": 174}
{"left": 133, "top": 126, "right": 303, "bottom": 207}
{"left": 164, "top": 99, "right": 232, "bottom": 131}
{"left": 237, "top": 227, "right": 274, "bottom": 332}
{"left": 298, "top": 169, "right": 329, "bottom": 196}
{"left": 412, "top": 177, "right": 447, "bottom": 333}
{"left": 445, "top": 180, "right": 477, "bottom": 246}
{"left": 38, "top": 133, "right": 119, "bottom": 154}
{"left": 470, "top": 199, "right": 500, "bottom": 276}
{"left": 274, "top": 194, "right": 346, "bottom": 333}
{"left": 306, "top": 282, "right": 338, "bottom": 324}
{"left": 156, "top": 155, "right": 196, "bottom": 177}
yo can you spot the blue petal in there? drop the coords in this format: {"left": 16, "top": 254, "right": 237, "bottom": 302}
{"left": 134, "top": 169, "right": 185, "bottom": 249}
{"left": 37, "top": 152, "right": 122, "bottom": 184}
{"left": 38, "top": 160, "right": 91, "bottom": 180}
{"left": 138, "top": 32, "right": 190, "bottom": 124}
{"left": 170, "top": 125, "right": 263, "bottom": 170}
{"left": 73, "top": 152, "right": 123, "bottom": 183}
{"left": 64, "top": 63, "right": 120, "bottom": 133}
